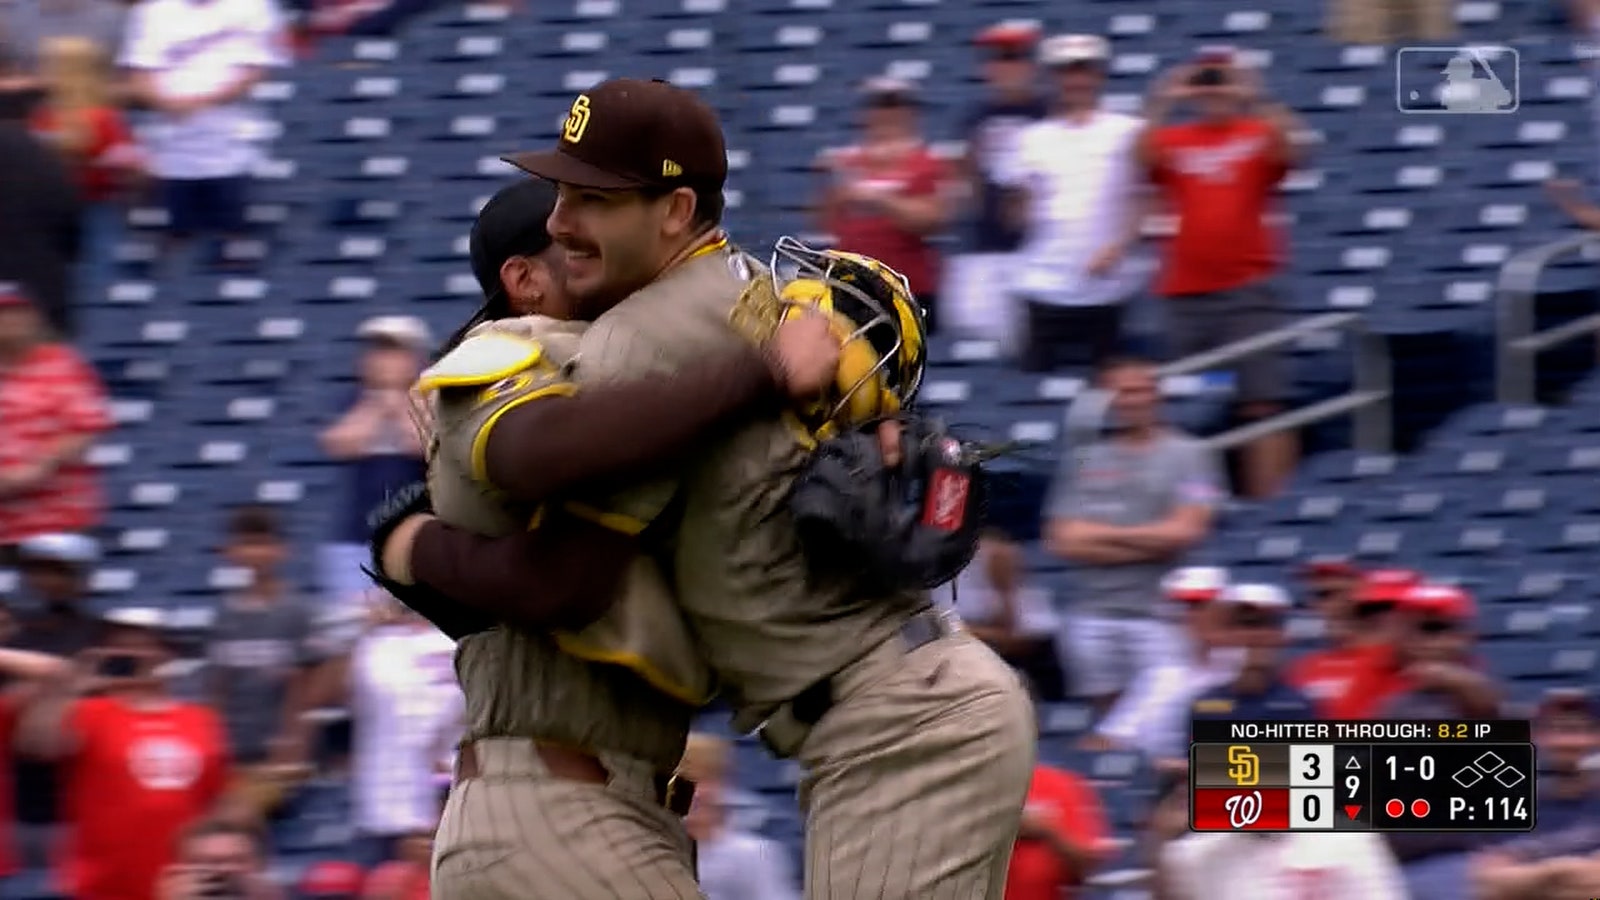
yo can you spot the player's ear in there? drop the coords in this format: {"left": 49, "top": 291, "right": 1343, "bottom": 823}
{"left": 658, "top": 186, "right": 699, "bottom": 239}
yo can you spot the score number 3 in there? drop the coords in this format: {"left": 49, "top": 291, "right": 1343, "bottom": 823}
{"left": 1386, "top": 755, "right": 1436, "bottom": 780}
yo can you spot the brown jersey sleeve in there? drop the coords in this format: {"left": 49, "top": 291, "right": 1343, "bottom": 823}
{"left": 408, "top": 511, "right": 635, "bottom": 631}
{"left": 478, "top": 346, "right": 780, "bottom": 504}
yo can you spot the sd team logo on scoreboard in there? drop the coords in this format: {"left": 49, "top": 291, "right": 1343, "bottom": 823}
{"left": 1228, "top": 745, "right": 1260, "bottom": 787}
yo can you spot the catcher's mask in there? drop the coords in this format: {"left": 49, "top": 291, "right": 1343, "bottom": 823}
{"left": 770, "top": 236, "right": 928, "bottom": 425}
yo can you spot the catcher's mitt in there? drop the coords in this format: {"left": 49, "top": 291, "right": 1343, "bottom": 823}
{"left": 789, "top": 414, "right": 986, "bottom": 593}
{"left": 364, "top": 482, "right": 495, "bottom": 640}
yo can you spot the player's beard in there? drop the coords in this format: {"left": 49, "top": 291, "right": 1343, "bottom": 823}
{"left": 562, "top": 239, "right": 657, "bottom": 320}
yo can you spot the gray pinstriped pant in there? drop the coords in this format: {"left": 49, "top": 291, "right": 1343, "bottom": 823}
{"left": 796, "top": 631, "right": 1037, "bottom": 900}
{"left": 432, "top": 739, "right": 703, "bottom": 900}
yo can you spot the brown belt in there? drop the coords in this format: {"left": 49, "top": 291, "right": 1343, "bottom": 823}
{"left": 456, "top": 740, "right": 695, "bottom": 817}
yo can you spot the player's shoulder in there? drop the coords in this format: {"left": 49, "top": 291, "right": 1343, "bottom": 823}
{"left": 416, "top": 316, "right": 579, "bottom": 396}
{"left": 582, "top": 247, "right": 762, "bottom": 376}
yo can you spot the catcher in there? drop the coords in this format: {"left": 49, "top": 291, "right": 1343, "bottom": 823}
{"left": 380, "top": 177, "right": 842, "bottom": 900}
{"left": 373, "top": 79, "right": 1027, "bottom": 898}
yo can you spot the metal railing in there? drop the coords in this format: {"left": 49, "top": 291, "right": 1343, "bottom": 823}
{"left": 1495, "top": 233, "right": 1600, "bottom": 405}
{"left": 1156, "top": 311, "right": 1394, "bottom": 453}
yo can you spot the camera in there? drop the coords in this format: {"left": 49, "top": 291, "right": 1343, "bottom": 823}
{"left": 196, "top": 869, "right": 246, "bottom": 900}
{"left": 1190, "top": 66, "right": 1229, "bottom": 87}
{"left": 97, "top": 653, "right": 141, "bottom": 679}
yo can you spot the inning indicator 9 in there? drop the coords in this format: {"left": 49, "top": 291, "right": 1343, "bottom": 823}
{"left": 1188, "top": 720, "right": 1537, "bottom": 833}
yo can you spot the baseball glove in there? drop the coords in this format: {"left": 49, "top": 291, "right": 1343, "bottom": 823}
{"left": 363, "top": 481, "right": 496, "bottom": 640}
{"left": 789, "top": 414, "right": 987, "bottom": 593}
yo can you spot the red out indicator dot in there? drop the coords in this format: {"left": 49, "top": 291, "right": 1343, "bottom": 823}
{"left": 1411, "top": 799, "right": 1431, "bottom": 817}
{"left": 1385, "top": 799, "right": 1405, "bottom": 818}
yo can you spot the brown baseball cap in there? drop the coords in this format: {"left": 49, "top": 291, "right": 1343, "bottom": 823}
{"left": 505, "top": 78, "right": 728, "bottom": 192}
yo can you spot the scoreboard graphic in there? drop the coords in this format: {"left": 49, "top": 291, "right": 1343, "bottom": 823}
{"left": 1190, "top": 720, "right": 1536, "bottom": 833}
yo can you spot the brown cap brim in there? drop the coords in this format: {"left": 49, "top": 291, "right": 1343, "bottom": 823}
{"left": 502, "top": 149, "right": 644, "bottom": 190}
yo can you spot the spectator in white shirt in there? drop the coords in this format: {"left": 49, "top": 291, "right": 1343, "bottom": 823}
{"left": 997, "top": 33, "right": 1149, "bottom": 373}
{"left": 1161, "top": 831, "right": 1406, "bottom": 899}
{"left": 679, "top": 733, "right": 801, "bottom": 900}
{"left": 941, "top": 20, "right": 1046, "bottom": 348}
{"left": 938, "top": 530, "right": 1067, "bottom": 701}
{"left": 338, "top": 591, "right": 462, "bottom": 868}
{"left": 117, "top": 0, "right": 286, "bottom": 270}
{"left": 1081, "top": 566, "right": 1236, "bottom": 761}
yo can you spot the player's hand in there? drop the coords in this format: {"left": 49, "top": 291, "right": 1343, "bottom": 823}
{"left": 765, "top": 312, "right": 841, "bottom": 399}
{"left": 876, "top": 418, "right": 904, "bottom": 468}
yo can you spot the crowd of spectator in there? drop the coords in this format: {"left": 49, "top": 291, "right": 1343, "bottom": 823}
{"left": 0, "top": 0, "right": 1597, "bottom": 898}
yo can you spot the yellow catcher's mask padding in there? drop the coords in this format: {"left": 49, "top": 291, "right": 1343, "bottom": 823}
{"left": 779, "top": 279, "right": 898, "bottom": 425}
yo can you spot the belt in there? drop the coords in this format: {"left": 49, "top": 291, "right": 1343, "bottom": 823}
{"left": 757, "top": 607, "right": 956, "bottom": 758}
{"left": 455, "top": 740, "right": 696, "bottom": 817}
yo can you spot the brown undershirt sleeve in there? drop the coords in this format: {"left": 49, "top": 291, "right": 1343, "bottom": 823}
{"left": 482, "top": 346, "right": 780, "bottom": 504}
{"left": 408, "top": 512, "right": 636, "bottom": 632}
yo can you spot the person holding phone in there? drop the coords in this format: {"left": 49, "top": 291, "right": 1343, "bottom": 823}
{"left": 17, "top": 609, "right": 231, "bottom": 900}
{"left": 1137, "top": 46, "right": 1306, "bottom": 499}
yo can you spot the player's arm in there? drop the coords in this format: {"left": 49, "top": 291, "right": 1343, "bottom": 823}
{"left": 469, "top": 319, "right": 828, "bottom": 504}
{"left": 398, "top": 510, "right": 637, "bottom": 632}
{"left": 386, "top": 317, "right": 838, "bottom": 631}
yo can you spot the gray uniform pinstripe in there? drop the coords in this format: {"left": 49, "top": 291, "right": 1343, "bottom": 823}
{"left": 421, "top": 318, "right": 703, "bottom": 900}
{"left": 573, "top": 250, "right": 1037, "bottom": 900}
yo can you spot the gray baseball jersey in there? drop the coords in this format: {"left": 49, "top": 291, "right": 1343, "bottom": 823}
{"left": 418, "top": 315, "right": 703, "bottom": 900}
{"left": 569, "top": 244, "right": 1038, "bottom": 899}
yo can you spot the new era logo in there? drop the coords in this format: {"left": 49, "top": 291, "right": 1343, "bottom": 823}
{"left": 662, "top": 159, "right": 683, "bottom": 177}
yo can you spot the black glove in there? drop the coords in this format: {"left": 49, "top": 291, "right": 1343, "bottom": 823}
{"left": 364, "top": 481, "right": 496, "bottom": 641}
{"left": 789, "top": 414, "right": 987, "bottom": 593}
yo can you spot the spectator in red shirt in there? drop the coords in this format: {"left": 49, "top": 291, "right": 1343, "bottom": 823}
{"left": 1375, "top": 583, "right": 1501, "bottom": 721}
{"left": 0, "top": 284, "right": 112, "bottom": 548}
{"left": 1004, "top": 763, "right": 1111, "bottom": 900}
{"left": 28, "top": 37, "right": 144, "bottom": 294}
{"left": 1289, "top": 567, "right": 1419, "bottom": 715}
{"left": 17, "top": 608, "right": 231, "bottom": 900}
{"left": 359, "top": 832, "right": 432, "bottom": 900}
{"left": 816, "top": 76, "right": 951, "bottom": 332}
{"left": 1137, "top": 46, "right": 1305, "bottom": 498}
{"left": 1298, "top": 556, "right": 1361, "bottom": 646}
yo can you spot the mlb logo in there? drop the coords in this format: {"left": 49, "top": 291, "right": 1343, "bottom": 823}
{"left": 1395, "top": 46, "right": 1519, "bottom": 114}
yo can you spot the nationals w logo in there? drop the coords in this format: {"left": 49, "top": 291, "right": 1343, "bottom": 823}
{"left": 1225, "top": 791, "right": 1264, "bottom": 829}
